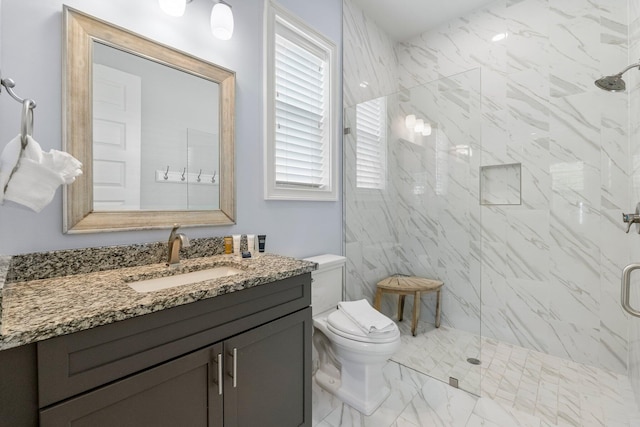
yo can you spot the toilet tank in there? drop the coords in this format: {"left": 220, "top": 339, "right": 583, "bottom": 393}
{"left": 303, "top": 254, "right": 346, "bottom": 317}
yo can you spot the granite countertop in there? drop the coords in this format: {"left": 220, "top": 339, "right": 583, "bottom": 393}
{"left": 0, "top": 253, "right": 316, "bottom": 351}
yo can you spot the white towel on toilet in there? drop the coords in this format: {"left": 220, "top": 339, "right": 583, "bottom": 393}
{"left": 338, "top": 299, "right": 395, "bottom": 335}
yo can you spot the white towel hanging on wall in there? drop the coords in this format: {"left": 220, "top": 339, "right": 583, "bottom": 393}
{"left": 0, "top": 135, "right": 82, "bottom": 212}
{"left": 0, "top": 74, "right": 82, "bottom": 212}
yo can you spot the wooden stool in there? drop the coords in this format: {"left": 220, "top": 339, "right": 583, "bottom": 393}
{"left": 374, "top": 276, "right": 443, "bottom": 336}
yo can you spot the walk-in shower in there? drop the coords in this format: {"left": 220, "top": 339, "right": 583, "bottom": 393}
{"left": 595, "top": 61, "right": 640, "bottom": 92}
{"left": 341, "top": 0, "right": 640, "bottom": 424}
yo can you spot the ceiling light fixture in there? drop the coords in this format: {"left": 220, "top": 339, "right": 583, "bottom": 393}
{"left": 421, "top": 123, "right": 432, "bottom": 136}
{"left": 159, "top": 0, "right": 188, "bottom": 17}
{"left": 159, "top": 0, "right": 234, "bottom": 41}
{"left": 414, "top": 119, "right": 425, "bottom": 133}
{"left": 211, "top": 0, "right": 234, "bottom": 41}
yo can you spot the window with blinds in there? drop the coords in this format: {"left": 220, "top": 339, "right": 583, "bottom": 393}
{"left": 265, "top": 2, "right": 338, "bottom": 201}
{"left": 356, "top": 97, "right": 386, "bottom": 190}
{"left": 275, "top": 33, "right": 326, "bottom": 188}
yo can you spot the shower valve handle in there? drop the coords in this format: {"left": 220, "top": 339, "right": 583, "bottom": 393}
{"left": 622, "top": 203, "right": 640, "bottom": 234}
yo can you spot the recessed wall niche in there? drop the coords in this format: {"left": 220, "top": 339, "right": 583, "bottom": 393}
{"left": 479, "top": 163, "right": 521, "bottom": 205}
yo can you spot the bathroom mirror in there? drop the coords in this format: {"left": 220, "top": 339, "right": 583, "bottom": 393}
{"left": 63, "top": 7, "right": 235, "bottom": 233}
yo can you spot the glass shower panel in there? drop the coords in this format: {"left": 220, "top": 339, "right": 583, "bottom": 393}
{"left": 344, "top": 68, "right": 482, "bottom": 396}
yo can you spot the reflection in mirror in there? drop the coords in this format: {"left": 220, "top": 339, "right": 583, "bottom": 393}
{"left": 92, "top": 42, "right": 220, "bottom": 212}
{"left": 63, "top": 7, "right": 235, "bottom": 233}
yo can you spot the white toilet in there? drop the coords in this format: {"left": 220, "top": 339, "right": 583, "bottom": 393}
{"left": 305, "top": 254, "right": 401, "bottom": 416}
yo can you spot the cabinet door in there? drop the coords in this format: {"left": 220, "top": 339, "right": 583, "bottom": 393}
{"left": 223, "top": 307, "right": 312, "bottom": 427}
{"left": 40, "top": 343, "right": 224, "bottom": 427}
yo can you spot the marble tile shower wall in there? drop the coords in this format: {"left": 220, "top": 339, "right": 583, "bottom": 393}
{"left": 396, "top": 0, "right": 631, "bottom": 374}
{"left": 629, "top": 0, "right": 640, "bottom": 407}
{"left": 346, "top": 77, "right": 483, "bottom": 332}
{"left": 392, "top": 72, "right": 483, "bottom": 335}
{"left": 344, "top": 106, "right": 398, "bottom": 305}
{"left": 343, "top": 0, "right": 400, "bottom": 305}
{"left": 345, "top": 0, "right": 484, "bottom": 335}
{"left": 342, "top": 0, "right": 397, "bottom": 107}
{"left": 344, "top": 0, "right": 636, "bottom": 375}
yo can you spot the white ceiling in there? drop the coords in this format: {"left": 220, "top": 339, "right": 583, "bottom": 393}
{"left": 350, "top": 0, "right": 497, "bottom": 41}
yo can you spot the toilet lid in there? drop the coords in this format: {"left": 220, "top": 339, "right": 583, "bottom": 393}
{"left": 326, "top": 310, "right": 399, "bottom": 343}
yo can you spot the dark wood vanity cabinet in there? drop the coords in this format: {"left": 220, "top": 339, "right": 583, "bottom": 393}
{"left": 1, "top": 274, "right": 312, "bottom": 427}
{"left": 40, "top": 343, "right": 221, "bottom": 427}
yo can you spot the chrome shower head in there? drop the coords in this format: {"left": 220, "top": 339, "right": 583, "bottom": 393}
{"left": 595, "top": 74, "right": 626, "bottom": 92}
{"left": 595, "top": 61, "right": 640, "bottom": 92}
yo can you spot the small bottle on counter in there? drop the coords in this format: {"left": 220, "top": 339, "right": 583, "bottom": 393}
{"left": 232, "top": 234, "right": 241, "bottom": 256}
{"left": 224, "top": 236, "right": 233, "bottom": 254}
{"left": 247, "top": 235, "right": 256, "bottom": 255}
{"left": 258, "top": 235, "right": 266, "bottom": 253}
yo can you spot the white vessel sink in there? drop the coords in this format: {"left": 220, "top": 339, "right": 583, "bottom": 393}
{"left": 127, "top": 266, "right": 243, "bottom": 293}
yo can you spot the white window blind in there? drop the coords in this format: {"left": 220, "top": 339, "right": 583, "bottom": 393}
{"left": 356, "top": 97, "right": 386, "bottom": 189}
{"left": 265, "top": 2, "right": 337, "bottom": 201}
{"left": 275, "top": 32, "right": 327, "bottom": 188}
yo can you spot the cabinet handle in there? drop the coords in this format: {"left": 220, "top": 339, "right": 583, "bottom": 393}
{"left": 229, "top": 347, "right": 237, "bottom": 388}
{"left": 214, "top": 353, "right": 223, "bottom": 395}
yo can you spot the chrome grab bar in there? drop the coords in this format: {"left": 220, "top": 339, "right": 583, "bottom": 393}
{"left": 621, "top": 263, "right": 640, "bottom": 317}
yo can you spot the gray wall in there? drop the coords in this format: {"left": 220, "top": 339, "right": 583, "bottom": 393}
{"left": 0, "top": 0, "right": 342, "bottom": 258}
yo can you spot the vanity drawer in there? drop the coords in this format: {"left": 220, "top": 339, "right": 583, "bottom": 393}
{"left": 37, "top": 273, "right": 311, "bottom": 408}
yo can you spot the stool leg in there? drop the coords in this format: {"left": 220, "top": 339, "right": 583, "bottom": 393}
{"left": 374, "top": 288, "right": 383, "bottom": 311}
{"left": 412, "top": 292, "right": 420, "bottom": 336}
{"left": 435, "top": 289, "right": 441, "bottom": 328}
{"left": 397, "top": 295, "right": 405, "bottom": 322}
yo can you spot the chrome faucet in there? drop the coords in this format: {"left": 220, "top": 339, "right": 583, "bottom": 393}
{"left": 167, "top": 224, "right": 190, "bottom": 266}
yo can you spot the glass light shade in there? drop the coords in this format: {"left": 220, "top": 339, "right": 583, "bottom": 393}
{"left": 414, "top": 119, "right": 424, "bottom": 133}
{"left": 159, "top": 0, "right": 186, "bottom": 17}
{"left": 211, "top": 2, "right": 234, "bottom": 41}
{"left": 421, "top": 123, "right": 432, "bottom": 136}
{"left": 405, "top": 114, "right": 416, "bottom": 129}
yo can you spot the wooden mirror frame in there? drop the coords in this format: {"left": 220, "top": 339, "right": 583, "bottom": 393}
{"left": 63, "top": 7, "right": 235, "bottom": 233}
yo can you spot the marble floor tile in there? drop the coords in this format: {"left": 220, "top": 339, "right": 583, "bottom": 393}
{"left": 313, "top": 380, "right": 342, "bottom": 425}
{"left": 315, "top": 362, "right": 430, "bottom": 427}
{"left": 313, "top": 323, "right": 640, "bottom": 427}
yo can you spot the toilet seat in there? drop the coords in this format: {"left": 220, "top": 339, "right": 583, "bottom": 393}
{"left": 326, "top": 310, "right": 399, "bottom": 343}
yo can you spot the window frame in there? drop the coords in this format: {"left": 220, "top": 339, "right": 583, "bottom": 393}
{"left": 264, "top": 0, "right": 339, "bottom": 201}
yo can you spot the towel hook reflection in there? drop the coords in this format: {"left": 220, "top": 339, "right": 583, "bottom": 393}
{"left": 211, "top": 171, "right": 217, "bottom": 184}
{"left": 197, "top": 169, "right": 202, "bottom": 183}
{"left": 181, "top": 167, "right": 186, "bottom": 182}
{"left": 164, "top": 166, "right": 170, "bottom": 180}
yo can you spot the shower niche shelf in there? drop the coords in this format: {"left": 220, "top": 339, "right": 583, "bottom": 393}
{"left": 480, "top": 163, "right": 521, "bottom": 206}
